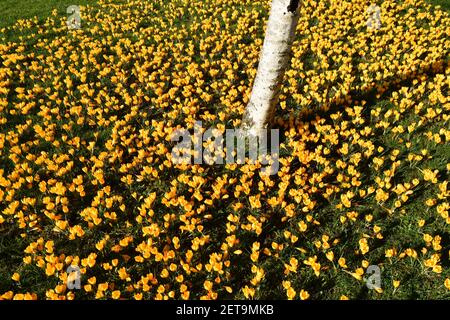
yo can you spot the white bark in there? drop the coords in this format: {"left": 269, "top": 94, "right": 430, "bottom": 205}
{"left": 242, "top": 0, "right": 300, "bottom": 135}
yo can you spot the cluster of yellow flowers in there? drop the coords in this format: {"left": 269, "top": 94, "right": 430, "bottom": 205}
{"left": 0, "top": 0, "right": 449, "bottom": 299}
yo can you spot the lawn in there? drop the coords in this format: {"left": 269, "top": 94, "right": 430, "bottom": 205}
{"left": 427, "top": 0, "right": 450, "bottom": 10}
{"left": 1, "top": 0, "right": 449, "bottom": 28}
{"left": 0, "top": 0, "right": 449, "bottom": 300}
{"left": 0, "top": 0, "right": 97, "bottom": 28}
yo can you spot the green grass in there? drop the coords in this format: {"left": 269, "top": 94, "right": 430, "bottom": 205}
{"left": 0, "top": 0, "right": 97, "bottom": 28}
{"left": 426, "top": 0, "right": 450, "bottom": 11}
{"left": 0, "top": 0, "right": 448, "bottom": 29}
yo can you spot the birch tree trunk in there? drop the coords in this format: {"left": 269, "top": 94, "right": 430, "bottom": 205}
{"left": 242, "top": 0, "right": 300, "bottom": 135}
